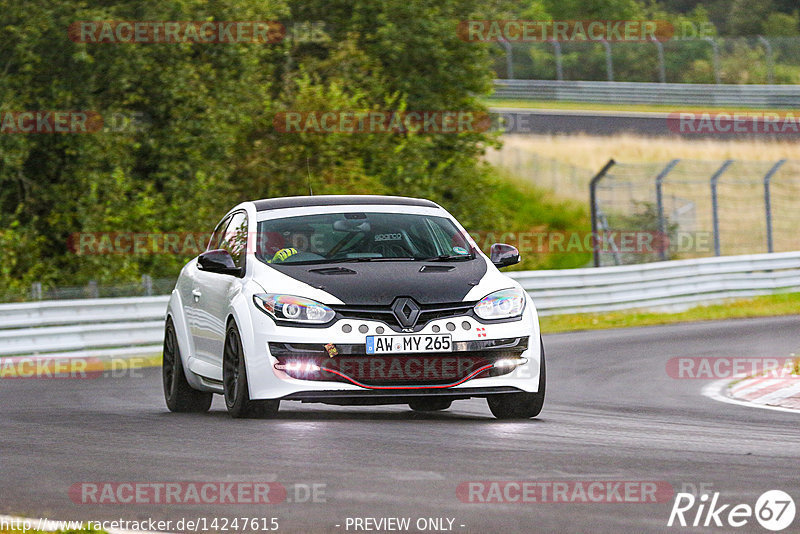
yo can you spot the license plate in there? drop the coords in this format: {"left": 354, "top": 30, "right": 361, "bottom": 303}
{"left": 366, "top": 334, "right": 452, "bottom": 354}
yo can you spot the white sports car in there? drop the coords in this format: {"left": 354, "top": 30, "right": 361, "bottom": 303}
{"left": 163, "top": 195, "right": 545, "bottom": 419}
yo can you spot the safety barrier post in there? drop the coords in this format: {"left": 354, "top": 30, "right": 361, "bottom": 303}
{"left": 590, "top": 159, "right": 616, "bottom": 267}
{"left": 654, "top": 159, "right": 680, "bottom": 260}
{"left": 710, "top": 160, "right": 734, "bottom": 256}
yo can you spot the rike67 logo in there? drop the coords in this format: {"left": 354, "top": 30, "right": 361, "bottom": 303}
{"left": 668, "top": 490, "right": 795, "bottom": 531}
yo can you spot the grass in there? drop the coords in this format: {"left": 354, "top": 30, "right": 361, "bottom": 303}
{"left": 481, "top": 172, "right": 592, "bottom": 271}
{"left": 485, "top": 98, "right": 795, "bottom": 115}
{"left": 497, "top": 133, "right": 800, "bottom": 176}
{"left": 489, "top": 133, "right": 800, "bottom": 258}
{"left": 540, "top": 291, "right": 800, "bottom": 333}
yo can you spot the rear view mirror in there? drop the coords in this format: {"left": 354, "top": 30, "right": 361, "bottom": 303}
{"left": 198, "top": 249, "right": 243, "bottom": 276}
{"left": 333, "top": 219, "right": 371, "bottom": 233}
{"left": 490, "top": 243, "right": 520, "bottom": 268}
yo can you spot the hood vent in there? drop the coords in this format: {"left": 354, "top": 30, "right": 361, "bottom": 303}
{"left": 419, "top": 265, "right": 455, "bottom": 273}
{"left": 308, "top": 267, "right": 357, "bottom": 275}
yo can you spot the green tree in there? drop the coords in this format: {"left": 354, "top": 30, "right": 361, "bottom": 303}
{"left": 727, "top": 0, "right": 773, "bottom": 35}
{"left": 764, "top": 12, "right": 800, "bottom": 37}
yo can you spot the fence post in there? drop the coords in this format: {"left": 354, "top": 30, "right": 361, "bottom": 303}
{"left": 710, "top": 160, "right": 734, "bottom": 256}
{"left": 590, "top": 159, "right": 616, "bottom": 267}
{"left": 498, "top": 39, "right": 513, "bottom": 79}
{"left": 601, "top": 40, "right": 613, "bottom": 81}
{"left": 30, "top": 282, "right": 42, "bottom": 301}
{"left": 87, "top": 280, "right": 99, "bottom": 299}
{"left": 704, "top": 38, "right": 720, "bottom": 84}
{"left": 758, "top": 36, "right": 774, "bottom": 85}
{"left": 763, "top": 159, "right": 786, "bottom": 253}
{"left": 654, "top": 159, "right": 680, "bottom": 260}
{"left": 142, "top": 274, "right": 153, "bottom": 296}
{"left": 651, "top": 37, "right": 666, "bottom": 83}
{"left": 550, "top": 40, "right": 563, "bottom": 81}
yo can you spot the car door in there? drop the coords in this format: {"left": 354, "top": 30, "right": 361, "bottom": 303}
{"left": 190, "top": 211, "right": 249, "bottom": 372}
{"left": 185, "top": 214, "right": 230, "bottom": 367}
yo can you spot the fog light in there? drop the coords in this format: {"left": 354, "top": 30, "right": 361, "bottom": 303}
{"left": 275, "top": 361, "right": 321, "bottom": 372}
{"left": 493, "top": 358, "right": 527, "bottom": 369}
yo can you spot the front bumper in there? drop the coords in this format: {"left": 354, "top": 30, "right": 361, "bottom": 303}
{"left": 242, "top": 301, "right": 541, "bottom": 401}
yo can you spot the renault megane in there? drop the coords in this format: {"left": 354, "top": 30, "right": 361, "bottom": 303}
{"left": 162, "top": 195, "right": 545, "bottom": 419}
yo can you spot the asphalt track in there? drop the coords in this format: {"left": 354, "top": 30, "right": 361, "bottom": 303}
{"left": 2, "top": 316, "right": 800, "bottom": 533}
{"left": 489, "top": 108, "right": 800, "bottom": 139}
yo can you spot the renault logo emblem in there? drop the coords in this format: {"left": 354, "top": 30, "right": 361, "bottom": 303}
{"left": 391, "top": 297, "right": 421, "bottom": 328}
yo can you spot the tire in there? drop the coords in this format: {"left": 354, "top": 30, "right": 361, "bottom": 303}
{"left": 223, "top": 321, "right": 279, "bottom": 419}
{"left": 487, "top": 338, "right": 546, "bottom": 420}
{"left": 163, "top": 317, "right": 213, "bottom": 413}
{"left": 409, "top": 398, "right": 452, "bottom": 412}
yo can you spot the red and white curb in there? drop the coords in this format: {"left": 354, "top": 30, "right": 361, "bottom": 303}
{"left": 703, "top": 374, "right": 800, "bottom": 414}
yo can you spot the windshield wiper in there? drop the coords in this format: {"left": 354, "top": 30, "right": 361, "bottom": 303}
{"left": 335, "top": 256, "right": 416, "bottom": 262}
{"left": 277, "top": 256, "right": 416, "bottom": 265}
{"left": 418, "top": 254, "right": 474, "bottom": 262}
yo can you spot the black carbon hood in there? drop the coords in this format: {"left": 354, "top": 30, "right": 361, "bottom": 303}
{"left": 268, "top": 260, "right": 488, "bottom": 305}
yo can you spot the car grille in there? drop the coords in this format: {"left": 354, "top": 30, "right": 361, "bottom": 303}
{"left": 329, "top": 301, "right": 476, "bottom": 332}
{"left": 269, "top": 337, "right": 528, "bottom": 388}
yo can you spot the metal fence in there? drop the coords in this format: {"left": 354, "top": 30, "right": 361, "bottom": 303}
{"left": 4, "top": 252, "right": 800, "bottom": 359}
{"left": 492, "top": 36, "right": 800, "bottom": 85}
{"left": 490, "top": 80, "right": 800, "bottom": 108}
{"left": 20, "top": 275, "right": 176, "bottom": 303}
{"left": 485, "top": 143, "right": 594, "bottom": 199}
{"left": 590, "top": 158, "right": 800, "bottom": 267}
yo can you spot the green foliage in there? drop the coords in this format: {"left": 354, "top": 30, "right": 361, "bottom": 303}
{"left": 605, "top": 201, "right": 677, "bottom": 264}
{"left": 764, "top": 12, "right": 800, "bottom": 37}
{"left": 491, "top": 0, "right": 800, "bottom": 83}
{"left": 727, "top": 0, "right": 774, "bottom": 36}
{"left": 2, "top": 0, "right": 588, "bottom": 299}
{"left": 474, "top": 175, "right": 591, "bottom": 270}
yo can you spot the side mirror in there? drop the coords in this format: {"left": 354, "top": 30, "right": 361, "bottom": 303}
{"left": 198, "top": 249, "right": 243, "bottom": 276}
{"left": 490, "top": 243, "right": 520, "bottom": 268}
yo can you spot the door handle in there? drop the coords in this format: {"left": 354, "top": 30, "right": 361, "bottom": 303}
{"left": 192, "top": 289, "right": 202, "bottom": 301}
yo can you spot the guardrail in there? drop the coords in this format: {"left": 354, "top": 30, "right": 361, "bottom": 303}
{"left": 491, "top": 80, "right": 800, "bottom": 108}
{"left": 0, "top": 296, "right": 168, "bottom": 359}
{"left": 2, "top": 251, "right": 800, "bottom": 359}
{"left": 514, "top": 251, "right": 800, "bottom": 315}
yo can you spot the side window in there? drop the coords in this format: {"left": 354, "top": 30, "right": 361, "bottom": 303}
{"left": 207, "top": 216, "right": 231, "bottom": 252}
{"left": 219, "top": 211, "right": 248, "bottom": 270}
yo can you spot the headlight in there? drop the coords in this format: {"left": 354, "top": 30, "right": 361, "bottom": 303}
{"left": 253, "top": 294, "right": 335, "bottom": 324}
{"left": 474, "top": 288, "right": 526, "bottom": 320}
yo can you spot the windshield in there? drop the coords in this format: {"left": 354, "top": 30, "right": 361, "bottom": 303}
{"left": 256, "top": 212, "right": 474, "bottom": 265}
